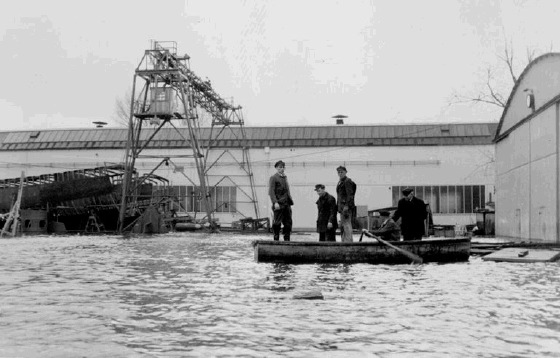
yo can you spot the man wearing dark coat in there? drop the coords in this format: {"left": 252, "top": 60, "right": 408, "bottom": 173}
{"left": 314, "top": 184, "right": 338, "bottom": 242}
{"left": 370, "top": 210, "right": 401, "bottom": 241}
{"left": 268, "top": 160, "right": 294, "bottom": 241}
{"left": 392, "top": 188, "right": 427, "bottom": 241}
{"left": 336, "top": 166, "right": 356, "bottom": 242}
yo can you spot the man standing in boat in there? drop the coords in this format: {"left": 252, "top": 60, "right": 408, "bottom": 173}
{"left": 369, "top": 210, "right": 401, "bottom": 241}
{"left": 314, "top": 184, "right": 338, "bottom": 242}
{"left": 268, "top": 160, "right": 294, "bottom": 241}
{"left": 392, "top": 187, "right": 427, "bottom": 241}
{"left": 336, "top": 166, "right": 356, "bottom": 242}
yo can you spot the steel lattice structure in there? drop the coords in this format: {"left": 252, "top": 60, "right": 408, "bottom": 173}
{"left": 118, "top": 41, "right": 259, "bottom": 232}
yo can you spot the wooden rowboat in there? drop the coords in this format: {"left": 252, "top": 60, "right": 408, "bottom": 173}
{"left": 252, "top": 238, "right": 471, "bottom": 265}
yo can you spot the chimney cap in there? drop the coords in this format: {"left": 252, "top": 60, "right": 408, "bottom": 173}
{"left": 93, "top": 121, "right": 108, "bottom": 128}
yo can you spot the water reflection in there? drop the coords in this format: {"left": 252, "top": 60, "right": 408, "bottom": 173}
{"left": 0, "top": 234, "right": 559, "bottom": 357}
{"left": 268, "top": 263, "right": 295, "bottom": 291}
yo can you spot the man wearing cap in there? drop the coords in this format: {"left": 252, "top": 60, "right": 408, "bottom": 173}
{"left": 314, "top": 184, "right": 338, "bottom": 242}
{"left": 370, "top": 211, "right": 401, "bottom": 241}
{"left": 336, "top": 166, "right": 357, "bottom": 242}
{"left": 268, "top": 160, "right": 294, "bottom": 241}
{"left": 392, "top": 188, "right": 427, "bottom": 241}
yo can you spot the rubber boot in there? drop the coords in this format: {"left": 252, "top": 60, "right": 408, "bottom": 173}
{"left": 272, "top": 225, "right": 281, "bottom": 241}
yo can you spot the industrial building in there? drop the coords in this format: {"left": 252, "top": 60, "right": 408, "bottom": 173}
{"left": 0, "top": 122, "right": 496, "bottom": 231}
{"left": 494, "top": 52, "right": 560, "bottom": 243}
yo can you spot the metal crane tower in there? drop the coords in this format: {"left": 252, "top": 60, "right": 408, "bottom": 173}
{"left": 117, "top": 41, "right": 259, "bottom": 233}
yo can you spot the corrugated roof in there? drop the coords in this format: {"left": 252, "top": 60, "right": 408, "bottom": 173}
{"left": 0, "top": 123, "right": 498, "bottom": 151}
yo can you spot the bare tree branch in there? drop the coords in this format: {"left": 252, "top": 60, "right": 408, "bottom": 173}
{"left": 112, "top": 90, "right": 133, "bottom": 127}
{"left": 450, "top": 38, "right": 555, "bottom": 111}
{"left": 498, "top": 40, "right": 517, "bottom": 84}
{"left": 526, "top": 47, "right": 537, "bottom": 64}
{"left": 485, "top": 69, "right": 506, "bottom": 107}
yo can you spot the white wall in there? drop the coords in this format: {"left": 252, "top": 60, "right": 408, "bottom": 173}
{"left": 496, "top": 123, "right": 531, "bottom": 239}
{"left": 496, "top": 104, "right": 559, "bottom": 242}
{"left": 0, "top": 143, "right": 495, "bottom": 230}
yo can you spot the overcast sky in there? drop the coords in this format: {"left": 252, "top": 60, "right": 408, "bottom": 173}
{"left": 0, "top": 0, "right": 558, "bottom": 130}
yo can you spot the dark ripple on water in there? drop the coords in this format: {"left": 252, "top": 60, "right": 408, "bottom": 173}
{"left": 0, "top": 233, "right": 559, "bottom": 357}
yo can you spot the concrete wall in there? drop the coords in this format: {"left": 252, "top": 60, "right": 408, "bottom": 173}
{"left": 0, "top": 143, "right": 495, "bottom": 230}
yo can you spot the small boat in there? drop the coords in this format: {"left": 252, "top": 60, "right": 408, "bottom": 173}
{"left": 252, "top": 237, "right": 471, "bottom": 265}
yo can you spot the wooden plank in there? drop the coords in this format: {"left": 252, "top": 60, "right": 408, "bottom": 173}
{"left": 482, "top": 248, "right": 560, "bottom": 263}
{"left": 471, "top": 248, "right": 495, "bottom": 255}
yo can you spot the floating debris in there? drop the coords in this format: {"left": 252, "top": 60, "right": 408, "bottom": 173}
{"left": 293, "top": 290, "right": 324, "bottom": 300}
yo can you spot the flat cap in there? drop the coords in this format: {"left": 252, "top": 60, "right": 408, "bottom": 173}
{"left": 402, "top": 187, "right": 414, "bottom": 195}
{"left": 314, "top": 184, "right": 325, "bottom": 191}
{"left": 274, "top": 160, "right": 286, "bottom": 168}
{"left": 336, "top": 166, "right": 347, "bottom": 172}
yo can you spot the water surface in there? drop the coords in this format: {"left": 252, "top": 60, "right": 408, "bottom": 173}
{"left": 0, "top": 233, "right": 559, "bottom": 357}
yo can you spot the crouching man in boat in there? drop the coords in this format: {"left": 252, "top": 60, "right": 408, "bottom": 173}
{"left": 314, "top": 184, "right": 338, "bottom": 242}
{"left": 370, "top": 210, "right": 401, "bottom": 241}
{"left": 268, "top": 160, "right": 294, "bottom": 241}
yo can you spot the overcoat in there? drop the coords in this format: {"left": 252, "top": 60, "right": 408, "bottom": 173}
{"left": 316, "top": 192, "right": 338, "bottom": 233}
{"left": 392, "top": 196, "right": 427, "bottom": 238}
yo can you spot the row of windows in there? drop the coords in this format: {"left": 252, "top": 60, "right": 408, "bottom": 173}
{"left": 153, "top": 185, "right": 237, "bottom": 213}
{"left": 154, "top": 184, "right": 487, "bottom": 215}
{"left": 392, "top": 185, "right": 488, "bottom": 214}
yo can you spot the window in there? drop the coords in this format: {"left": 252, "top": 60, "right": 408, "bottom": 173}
{"left": 473, "top": 186, "right": 481, "bottom": 212}
{"left": 448, "top": 186, "right": 456, "bottom": 213}
{"left": 456, "top": 186, "right": 464, "bottom": 214}
{"left": 152, "top": 185, "right": 238, "bottom": 213}
{"left": 187, "top": 186, "right": 200, "bottom": 212}
{"left": 440, "top": 186, "right": 448, "bottom": 213}
{"left": 465, "top": 186, "right": 472, "bottom": 213}
{"left": 393, "top": 185, "right": 488, "bottom": 214}
{"left": 186, "top": 185, "right": 237, "bottom": 213}
{"left": 213, "top": 186, "right": 237, "bottom": 213}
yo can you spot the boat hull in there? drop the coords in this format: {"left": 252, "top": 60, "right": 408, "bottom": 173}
{"left": 253, "top": 238, "right": 471, "bottom": 264}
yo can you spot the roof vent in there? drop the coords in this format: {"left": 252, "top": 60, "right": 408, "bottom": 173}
{"left": 29, "top": 131, "right": 40, "bottom": 140}
{"left": 332, "top": 114, "right": 347, "bottom": 125}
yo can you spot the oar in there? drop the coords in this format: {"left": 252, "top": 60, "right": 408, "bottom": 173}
{"left": 362, "top": 229, "right": 423, "bottom": 264}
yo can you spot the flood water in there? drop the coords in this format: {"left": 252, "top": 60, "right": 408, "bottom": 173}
{"left": 0, "top": 232, "right": 559, "bottom": 357}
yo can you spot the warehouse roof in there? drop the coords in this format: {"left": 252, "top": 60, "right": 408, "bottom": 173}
{"left": 0, "top": 123, "right": 498, "bottom": 151}
{"left": 494, "top": 53, "right": 560, "bottom": 142}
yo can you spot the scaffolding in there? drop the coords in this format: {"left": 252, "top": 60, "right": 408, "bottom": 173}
{"left": 117, "top": 41, "right": 259, "bottom": 233}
